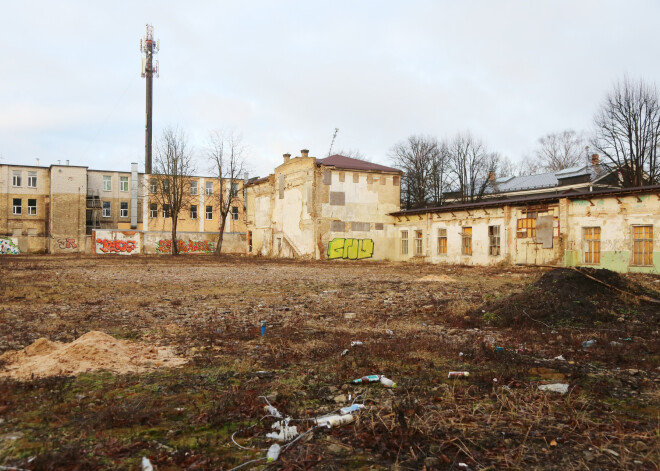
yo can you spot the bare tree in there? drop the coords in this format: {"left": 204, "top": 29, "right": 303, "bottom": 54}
{"left": 448, "top": 133, "right": 499, "bottom": 202}
{"left": 517, "top": 154, "right": 543, "bottom": 176}
{"left": 152, "top": 127, "right": 196, "bottom": 255}
{"left": 390, "top": 135, "right": 439, "bottom": 209}
{"left": 428, "top": 140, "right": 450, "bottom": 205}
{"left": 498, "top": 155, "right": 517, "bottom": 178}
{"left": 534, "top": 129, "right": 586, "bottom": 171}
{"left": 207, "top": 130, "right": 248, "bottom": 255}
{"left": 332, "top": 148, "right": 370, "bottom": 161}
{"left": 592, "top": 77, "right": 660, "bottom": 186}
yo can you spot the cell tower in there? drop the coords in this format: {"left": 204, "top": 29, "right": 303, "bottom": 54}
{"left": 140, "top": 24, "right": 160, "bottom": 174}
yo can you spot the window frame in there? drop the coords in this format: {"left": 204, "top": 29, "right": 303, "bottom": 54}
{"left": 205, "top": 181, "right": 213, "bottom": 195}
{"left": 27, "top": 199, "right": 37, "bottom": 216}
{"left": 162, "top": 180, "right": 170, "bottom": 194}
{"left": 162, "top": 204, "right": 171, "bottom": 219}
{"left": 461, "top": 227, "right": 472, "bottom": 256}
{"left": 231, "top": 182, "right": 239, "bottom": 197}
{"left": 120, "top": 201, "right": 129, "bottom": 218}
{"left": 190, "top": 181, "right": 198, "bottom": 195}
{"left": 437, "top": 228, "right": 447, "bottom": 255}
{"left": 231, "top": 206, "right": 239, "bottom": 220}
{"left": 119, "top": 176, "right": 129, "bottom": 192}
{"left": 205, "top": 205, "right": 213, "bottom": 220}
{"left": 12, "top": 198, "right": 22, "bottom": 215}
{"left": 414, "top": 230, "right": 423, "bottom": 256}
{"left": 102, "top": 201, "right": 111, "bottom": 218}
{"left": 150, "top": 179, "right": 158, "bottom": 193}
{"left": 632, "top": 225, "right": 653, "bottom": 266}
{"left": 488, "top": 225, "right": 501, "bottom": 256}
{"left": 103, "top": 175, "right": 112, "bottom": 191}
{"left": 190, "top": 204, "right": 198, "bottom": 219}
{"left": 27, "top": 172, "right": 37, "bottom": 188}
{"left": 583, "top": 226, "right": 601, "bottom": 264}
{"left": 401, "top": 230, "right": 409, "bottom": 255}
{"left": 149, "top": 203, "right": 158, "bottom": 218}
{"left": 12, "top": 172, "right": 22, "bottom": 187}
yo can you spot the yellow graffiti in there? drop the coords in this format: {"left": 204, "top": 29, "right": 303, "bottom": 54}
{"left": 328, "top": 238, "right": 374, "bottom": 260}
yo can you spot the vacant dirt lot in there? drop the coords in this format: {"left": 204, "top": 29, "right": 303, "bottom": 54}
{"left": 0, "top": 255, "right": 659, "bottom": 470}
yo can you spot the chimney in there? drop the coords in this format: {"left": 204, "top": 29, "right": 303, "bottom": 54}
{"left": 36, "top": 158, "right": 40, "bottom": 166}
{"left": 66, "top": 160, "right": 70, "bottom": 166}
{"left": 301, "top": 149, "right": 309, "bottom": 158}
{"left": 591, "top": 154, "right": 599, "bottom": 166}
{"left": 283, "top": 153, "right": 291, "bottom": 163}
{"left": 488, "top": 170, "right": 496, "bottom": 181}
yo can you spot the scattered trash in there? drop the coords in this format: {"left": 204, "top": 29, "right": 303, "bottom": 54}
{"left": 266, "top": 420, "right": 299, "bottom": 441}
{"left": 619, "top": 337, "right": 632, "bottom": 341}
{"left": 492, "top": 378, "right": 498, "bottom": 382}
{"left": 142, "top": 456, "right": 154, "bottom": 471}
{"left": 603, "top": 448, "right": 620, "bottom": 457}
{"left": 261, "top": 320, "right": 267, "bottom": 337}
{"left": 459, "top": 352, "right": 464, "bottom": 357}
{"left": 264, "top": 404, "right": 282, "bottom": 419}
{"left": 448, "top": 371, "right": 470, "bottom": 379}
{"left": 582, "top": 340, "right": 597, "bottom": 348}
{"left": 379, "top": 376, "right": 397, "bottom": 388}
{"left": 610, "top": 341, "right": 623, "bottom": 347}
{"left": 316, "top": 414, "right": 355, "bottom": 428}
{"left": 267, "top": 443, "right": 281, "bottom": 463}
{"left": 350, "top": 341, "right": 363, "bottom": 347}
{"left": 350, "top": 374, "right": 381, "bottom": 385}
{"left": 554, "top": 355, "right": 566, "bottom": 361}
{"left": 550, "top": 439, "right": 558, "bottom": 447}
{"left": 494, "top": 346, "right": 504, "bottom": 353}
{"left": 538, "top": 383, "right": 569, "bottom": 394}
{"left": 341, "top": 349, "right": 349, "bottom": 357}
{"left": 340, "top": 404, "right": 365, "bottom": 415}
{"left": 344, "top": 312, "right": 356, "bottom": 319}
{"left": 385, "top": 329, "right": 394, "bottom": 336}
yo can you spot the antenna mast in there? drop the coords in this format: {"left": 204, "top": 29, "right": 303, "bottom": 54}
{"left": 140, "top": 24, "right": 160, "bottom": 174}
{"left": 328, "top": 128, "right": 339, "bottom": 156}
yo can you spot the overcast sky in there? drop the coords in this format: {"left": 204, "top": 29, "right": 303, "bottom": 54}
{"left": 1, "top": 1, "right": 659, "bottom": 178}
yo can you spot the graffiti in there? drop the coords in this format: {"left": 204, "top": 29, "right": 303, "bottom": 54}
{"left": 0, "top": 238, "right": 20, "bottom": 255}
{"left": 57, "top": 238, "right": 78, "bottom": 250}
{"left": 96, "top": 239, "right": 137, "bottom": 253}
{"left": 327, "top": 238, "right": 374, "bottom": 260}
{"left": 156, "top": 239, "right": 214, "bottom": 254}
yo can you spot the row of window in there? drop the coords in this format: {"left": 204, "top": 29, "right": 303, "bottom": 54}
{"left": 12, "top": 198, "right": 37, "bottom": 215}
{"left": 401, "top": 226, "right": 501, "bottom": 257}
{"left": 147, "top": 204, "right": 239, "bottom": 220}
{"left": 12, "top": 172, "right": 38, "bottom": 188}
{"left": 102, "top": 175, "right": 130, "bottom": 192}
{"left": 148, "top": 179, "right": 239, "bottom": 197}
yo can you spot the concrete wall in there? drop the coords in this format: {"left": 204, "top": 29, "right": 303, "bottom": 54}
{"left": 49, "top": 165, "right": 87, "bottom": 254}
{"left": 92, "top": 229, "right": 246, "bottom": 255}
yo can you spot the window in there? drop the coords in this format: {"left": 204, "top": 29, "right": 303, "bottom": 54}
{"left": 190, "top": 204, "right": 198, "bottom": 219}
{"left": 583, "top": 227, "right": 601, "bottom": 264}
{"left": 437, "top": 228, "right": 447, "bottom": 255}
{"left": 206, "top": 181, "right": 213, "bottom": 195}
{"left": 206, "top": 205, "right": 213, "bottom": 219}
{"left": 12, "top": 198, "right": 22, "bottom": 215}
{"left": 232, "top": 206, "right": 239, "bottom": 220}
{"left": 150, "top": 203, "right": 158, "bottom": 218}
{"left": 150, "top": 179, "right": 158, "bottom": 193}
{"left": 190, "top": 181, "right": 198, "bottom": 195}
{"left": 102, "top": 201, "right": 111, "bottom": 218}
{"left": 248, "top": 231, "right": 253, "bottom": 253}
{"left": 401, "top": 230, "right": 409, "bottom": 255}
{"left": 461, "top": 227, "right": 472, "bottom": 255}
{"left": 120, "top": 202, "right": 128, "bottom": 218}
{"left": 27, "top": 199, "right": 37, "bottom": 216}
{"left": 162, "top": 180, "right": 170, "bottom": 194}
{"left": 103, "top": 175, "right": 112, "bottom": 191}
{"left": 517, "top": 211, "right": 537, "bottom": 238}
{"left": 27, "top": 172, "right": 37, "bottom": 188}
{"left": 231, "top": 182, "right": 239, "bottom": 197}
{"left": 415, "top": 230, "right": 423, "bottom": 255}
{"left": 120, "top": 176, "right": 129, "bottom": 192}
{"left": 632, "top": 225, "right": 653, "bottom": 266}
{"left": 489, "top": 225, "right": 501, "bottom": 256}
{"left": 12, "top": 172, "right": 21, "bottom": 187}
{"left": 162, "top": 204, "right": 171, "bottom": 218}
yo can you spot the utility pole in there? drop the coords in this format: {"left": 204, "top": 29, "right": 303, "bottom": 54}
{"left": 140, "top": 24, "right": 160, "bottom": 174}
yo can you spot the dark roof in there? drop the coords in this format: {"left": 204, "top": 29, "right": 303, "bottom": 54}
{"left": 317, "top": 154, "right": 402, "bottom": 173}
{"left": 391, "top": 184, "right": 660, "bottom": 216}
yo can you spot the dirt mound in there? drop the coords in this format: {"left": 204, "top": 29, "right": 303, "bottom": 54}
{"left": 0, "top": 331, "right": 187, "bottom": 380}
{"left": 472, "top": 268, "right": 660, "bottom": 327}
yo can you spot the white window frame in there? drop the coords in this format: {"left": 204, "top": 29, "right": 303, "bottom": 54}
{"left": 120, "top": 202, "right": 129, "bottom": 218}
{"left": 437, "top": 228, "right": 447, "bottom": 255}
{"left": 12, "top": 172, "right": 22, "bottom": 187}
{"left": 102, "top": 201, "right": 111, "bottom": 218}
{"left": 190, "top": 181, "right": 198, "bottom": 195}
{"left": 401, "top": 230, "right": 408, "bottom": 255}
{"left": 190, "top": 205, "right": 198, "bottom": 219}
{"left": 488, "top": 225, "right": 501, "bottom": 256}
{"left": 27, "top": 172, "right": 37, "bottom": 188}
{"left": 206, "top": 205, "right": 213, "bottom": 220}
{"left": 150, "top": 179, "right": 158, "bottom": 193}
{"left": 103, "top": 175, "right": 112, "bottom": 191}
{"left": 162, "top": 204, "right": 171, "bottom": 218}
{"left": 149, "top": 203, "right": 158, "bottom": 218}
{"left": 27, "top": 199, "right": 37, "bottom": 216}
{"left": 414, "top": 230, "right": 423, "bottom": 256}
{"left": 12, "top": 198, "right": 22, "bottom": 215}
{"left": 120, "top": 176, "right": 129, "bottom": 192}
{"left": 231, "top": 206, "right": 239, "bottom": 220}
{"left": 206, "top": 181, "right": 213, "bottom": 195}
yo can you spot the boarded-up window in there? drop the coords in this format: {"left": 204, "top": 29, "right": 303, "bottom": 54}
{"left": 322, "top": 171, "right": 332, "bottom": 185}
{"left": 536, "top": 215, "right": 554, "bottom": 248}
{"left": 278, "top": 175, "right": 285, "bottom": 199}
{"left": 351, "top": 222, "right": 370, "bottom": 232}
{"left": 339, "top": 172, "right": 345, "bottom": 182}
{"left": 517, "top": 213, "right": 537, "bottom": 238}
{"left": 353, "top": 172, "right": 360, "bottom": 183}
{"left": 401, "top": 231, "right": 408, "bottom": 255}
{"left": 393, "top": 175, "right": 400, "bottom": 186}
{"left": 583, "top": 227, "right": 601, "bottom": 264}
{"left": 414, "top": 230, "right": 423, "bottom": 255}
{"left": 329, "top": 191, "right": 345, "bottom": 206}
{"left": 375, "top": 223, "right": 384, "bottom": 230}
{"left": 437, "top": 228, "right": 447, "bottom": 254}
{"left": 489, "top": 225, "right": 500, "bottom": 256}
{"left": 461, "top": 227, "right": 472, "bottom": 255}
{"left": 632, "top": 225, "right": 653, "bottom": 266}
{"left": 367, "top": 175, "right": 373, "bottom": 184}
{"left": 330, "top": 221, "right": 346, "bottom": 232}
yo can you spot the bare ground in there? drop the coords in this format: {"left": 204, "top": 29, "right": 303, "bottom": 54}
{"left": 0, "top": 255, "right": 658, "bottom": 470}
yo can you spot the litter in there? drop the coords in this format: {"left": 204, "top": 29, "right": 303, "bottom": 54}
{"left": 610, "top": 341, "right": 623, "bottom": 347}
{"left": 141, "top": 456, "right": 154, "bottom": 471}
{"left": 379, "top": 376, "right": 397, "bottom": 388}
{"left": 582, "top": 339, "right": 597, "bottom": 348}
{"left": 553, "top": 355, "right": 566, "bottom": 361}
{"left": 260, "top": 320, "right": 267, "bottom": 337}
{"left": 350, "top": 341, "right": 363, "bottom": 347}
{"left": 340, "top": 404, "right": 365, "bottom": 415}
{"left": 350, "top": 374, "right": 380, "bottom": 385}
{"left": 267, "top": 444, "right": 281, "bottom": 463}
{"left": 316, "top": 414, "right": 354, "bottom": 428}
{"left": 344, "top": 312, "right": 356, "bottom": 319}
{"left": 266, "top": 420, "right": 299, "bottom": 441}
{"left": 341, "top": 349, "right": 349, "bottom": 357}
{"left": 448, "top": 371, "right": 470, "bottom": 379}
{"left": 538, "top": 383, "right": 569, "bottom": 394}
{"left": 385, "top": 329, "right": 394, "bottom": 335}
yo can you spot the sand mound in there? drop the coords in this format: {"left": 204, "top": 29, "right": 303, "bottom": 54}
{"left": 416, "top": 274, "right": 455, "bottom": 282}
{"left": 0, "top": 331, "right": 187, "bottom": 381}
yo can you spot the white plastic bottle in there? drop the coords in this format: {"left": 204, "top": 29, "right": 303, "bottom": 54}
{"left": 267, "top": 444, "right": 281, "bottom": 463}
{"left": 380, "top": 376, "right": 397, "bottom": 388}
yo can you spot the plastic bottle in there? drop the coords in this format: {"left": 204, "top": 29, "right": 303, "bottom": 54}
{"left": 379, "top": 376, "right": 397, "bottom": 388}
{"left": 582, "top": 339, "right": 597, "bottom": 348}
{"left": 316, "top": 414, "right": 355, "bottom": 428}
{"left": 350, "top": 341, "right": 363, "bottom": 347}
{"left": 267, "top": 443, "right": 281, "bottom": 463}
{"left": 340, "top": 404, "right": 365, "bottom": 415}
{"left": 448, "top": 371, "right": 470, "bottom": 379}
{"left": 261, "top": 320, "right": 267, "bottom": 337}
{"left": 350, "top": 374, "right": 380, "bottom": 385}
{"left": 141, "top": 457, "right": 154, "bottom": 471}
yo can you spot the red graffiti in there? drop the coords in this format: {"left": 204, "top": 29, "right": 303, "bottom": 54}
{"left": 57, "top": 238, "right": 77, "bottom": 249}
{"left": 96, "top": 238, "right": 137, "bottom": 253}
{"left": 156, "top": 239, "right": 213, "bottom": 253}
